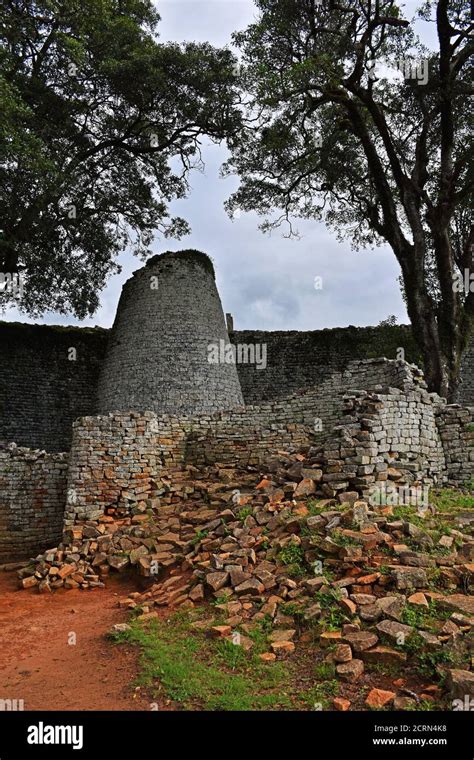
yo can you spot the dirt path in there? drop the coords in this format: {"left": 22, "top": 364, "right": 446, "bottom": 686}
{"left": 0, "top": 571, "right": 153, "bottom": 711}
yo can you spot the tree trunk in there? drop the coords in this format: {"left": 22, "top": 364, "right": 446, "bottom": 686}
{"left": 430, "top": 224, "right": 463, "bottom": 403}
{"left": 398, "top": 247, "right": 450, "bottom": 399}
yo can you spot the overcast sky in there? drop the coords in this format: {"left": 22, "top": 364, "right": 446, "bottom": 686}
{"left": 4, "top": 0, "right": 436, "bottom": 332}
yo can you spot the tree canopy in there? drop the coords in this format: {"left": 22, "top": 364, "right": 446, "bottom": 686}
{"left": 0, "top": 0, "right": 239, "bottom": 316}
{"left": 225, "top": 0, "right": 473, "bottom": 398}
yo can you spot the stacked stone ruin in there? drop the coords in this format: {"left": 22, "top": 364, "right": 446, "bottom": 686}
{"left": 0, "top": 250, "right": 473, "bottom": 565}
{"left": 97, "top": 250, "right": 244, "bottom": 415}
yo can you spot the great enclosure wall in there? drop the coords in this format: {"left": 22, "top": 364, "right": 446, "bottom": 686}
{"left": 0, "top": 250, "right": 473, "bottom": 564}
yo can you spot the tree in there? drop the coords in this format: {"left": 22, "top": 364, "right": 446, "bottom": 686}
{"left": 0, "top": 0, "right": 239, "bottom": 317}
{"left": 225, "top": 0, "right": 473, "bottom": 399}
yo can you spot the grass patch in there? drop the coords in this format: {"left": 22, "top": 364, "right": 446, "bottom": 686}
{"left": 431, "top": 488, "right": 474, "bottom": 514}
{"left": 298, "top": 679, "right": 339, "bottom": 710}
{"left": 190, "top": 529, "right": 208, "bottom": 546}
{"left": 331, "top": 530, "right": 361, "bottom": 548}
{"left": 111, "top": 612, "right": 291, "bottom": 710}
{"left": 314, "top": 661, "right": 336, "bottom": 680}
{"left": 401, "top": 601, "right": 451, "bottom": 632}
{"left": 397, "top": 631, "right": 469, "bottom": 678}
{"left": 391, "top": 505, "right": 426, "bottom": 527}
{"left": 278, "top": 543, "right": 306, "bottom": 578}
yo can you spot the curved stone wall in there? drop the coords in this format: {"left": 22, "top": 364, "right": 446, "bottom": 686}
{"left": 97, "top": 250, "right": 244, "bottom": 415}
{"left": 0, "top": 443, "right": 68, "bottom": 563}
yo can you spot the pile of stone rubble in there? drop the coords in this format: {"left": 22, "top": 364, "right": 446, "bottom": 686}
{"left": 18, "top": 444, "right": 473, "bottom": 704}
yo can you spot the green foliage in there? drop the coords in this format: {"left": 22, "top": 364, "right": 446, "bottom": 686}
{"left": 112, "top": 614, "right": 290, "bottom": 710}
{"left": 281, "top": 601, "right": 305, "bottom": 618}
{"left": 365, "top": 661, "right": 403, "bottom": 678}
{"left": 224, "top": 0, "right": 473, "bottom": 397}
{"left": 396, "top": 630, "right": 468, "bottom": 678}
{"left": 401, "top": 601, "right": 450, "bottom": 631}
{"left": 246, "top": 616, "right": 273, "bottom": 654}
{"left": 214, "top": 638, "right": 249, "bottom": 671}
{"left": 313, "top": 661, "right": 336, "bottom": 680}
{"left": 300, "top": 679, "right": 339, "bottom": 710}
{"left": 426, "top": 567, "right": 443, "bottom": 588}
{"left": 306, "top": 499, "right": 331, "bottom": 516}
{"left": 406, "top": 699, "right": 438, "bottom": 712}
{"left": 314, "top": 589, "right": 347, "bottom": 630}
{"left": 278, "top": 543, "right": 306, "bottom": 577}
{"left": 212, "top": 594, "right": 230, "bottom": 607}
{"left": 315, "top": 589, "right": 343, "bottom": 608}
{"left": 330, "top": 530, "right": 360, "bottom": 548}
{"left": 237, "top": 506, "right": 254, "bottom": 520}
{"left": 190, "top": 529, "right": 208, "bottom": 546}
{"left": 431, "top": 488, "right": 474, "bottom": 513}
{"left": 0, "top": 0, "right": 239, "bottom": 316}
{"left": 323, "top": 608, "right": 348, "bottom": 631}
{"left": 416, "top": 649, "right": 457, "bottom": 677}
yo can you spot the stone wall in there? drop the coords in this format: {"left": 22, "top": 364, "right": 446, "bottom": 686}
{"left": 315, "top": 390, "right": 443, "bottom": 506}
{"left": 0, "top": 443, "right": 68, "bottom": 563}
{"left": 63, "top": 412, "right": 166, "bottom": 526}
{"left": 185, "top": 358, "right": 427, "bottom": 466}
{"left": 436, "top": 406, "right": 474, "bottom": 486}
{"left": 314, "top": 389, "right": 473, "bottom": 505}
{"left": 1, "top": 315, "right": 473, "bottom": 453}
{"left": 62, "top": 409, "right": 307, "bottom": 525}
{"left": 4, "top": 357, "right": 472, "bottom": 561}
{"left": 0, "top": 321, "right": 108, "bottom": 452}
{"left": 231, "top": 325, "right": 423, "bottom": 403}
{"left": 97, "top": 251, "right": 244, "bottom": 416}
{"left": 458, "top": 339, "right": 474, "bottom": 408}
{"left": 62, "top": 359, "right": 443, "bottom": 524}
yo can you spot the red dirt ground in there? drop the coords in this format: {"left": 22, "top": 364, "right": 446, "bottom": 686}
{"left": 0, "top": 570, "right": 157, "bottom": 711}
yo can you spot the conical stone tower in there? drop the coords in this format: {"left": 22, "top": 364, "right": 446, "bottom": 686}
{"left": 97, "top": 250, "right": 244, "bottom": 415}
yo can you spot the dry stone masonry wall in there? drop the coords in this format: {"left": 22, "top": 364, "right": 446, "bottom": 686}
{"left": 60, "top": 358, "right": 412, "bottom": 527}
{"left": 0, "top": 251, "right": 472, "bottom": 565}
{"left": 59, "top": 359, "right": 473, "bottom": 538}
{"left": 316, "top": 389, "right": 445, "bottom": 507}
{"left": 458, "top": 340, "right": 474, "bottom": 407}
{"left": 97, "top": 251, "right": 244, "bottom": 416}
{"left": 1, "top": 315, "right": 473, "bottom": 453}
{"left": 231, "top": 325, "right": 423, "bottom": 403}
{"left": 436, "top": 406, "right": 474, "bottom": 487}
{"left": 0, "top": 443, "right": 68, "bottom": 562}
{"left": 1, "top": 354, "right": 472, "bottom": 563}
{"left": 1, "top": 318, "right": 473, "bottom": 456}
{"left": 0, "top": 322, "right": 107, "bottom": 451}
{"left": 184, "top": 359, "right": 426, "bottom": 466}
{"left": 374, "top": 388, "right": 446, "bottom": 481}
{"left": 63, "top": 412, "right": 166, "bottom": 526}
